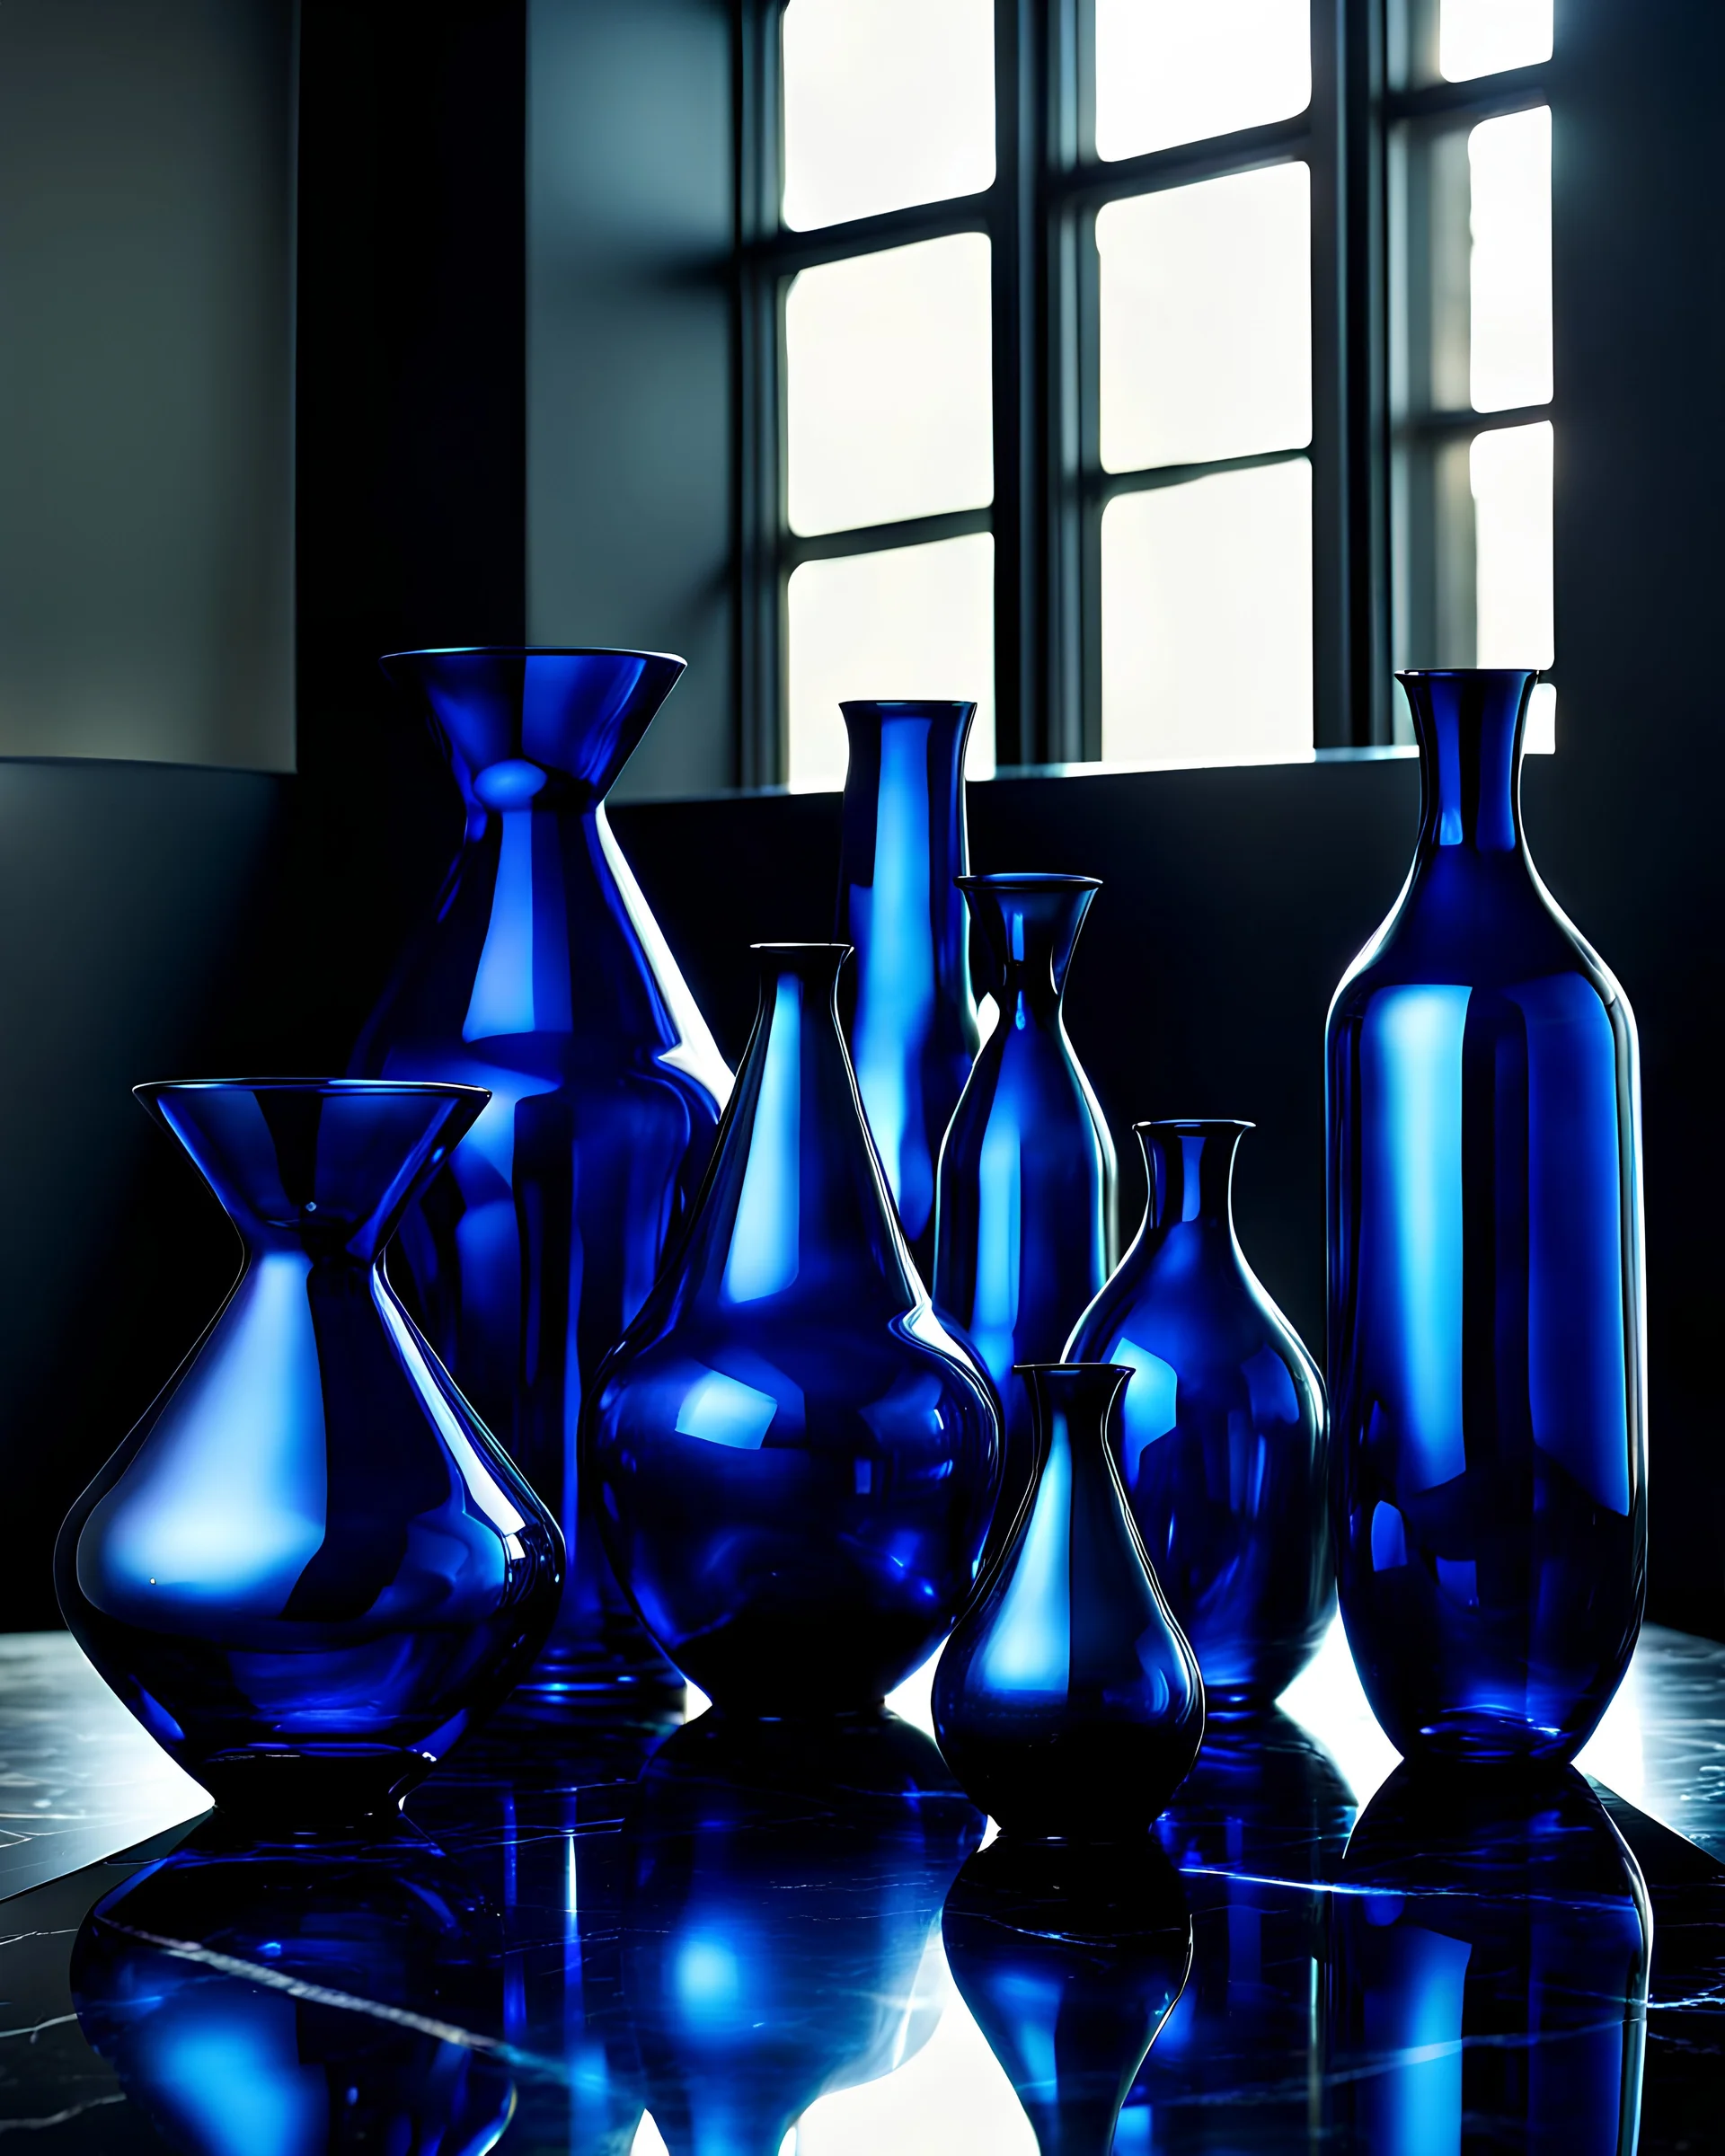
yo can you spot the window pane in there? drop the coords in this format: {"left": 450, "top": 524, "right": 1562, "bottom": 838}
{"left": 1472, "top": 420, "right": 1552, "bottom": 667}
{"left": 1098, "top": 164, "right": 1311, "bottom": 473}
{"left": 786, "top": 235, "right": 993, "bottom": 537}
{"left": 787, "top": 535, "right": 995, "bottom": 791}
{"left": 1469, "top": 108, "right": 1552, "bottom": 411}
{"left": 1094, "top": 0, "right": 1309, "bottom": 162}
{"left": 782, "top": 0, "right": 995, "bottom": 231}
{"left": 1441, "top": 0, "right": 1552, "bottom": 83}
{"left": 1101, "top": 461, "right": 1313, "bottom": 765}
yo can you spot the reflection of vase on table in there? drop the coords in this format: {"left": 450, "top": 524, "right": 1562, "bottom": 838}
{"left": 353, "top": 648, "right": 732, "bottom": 1701}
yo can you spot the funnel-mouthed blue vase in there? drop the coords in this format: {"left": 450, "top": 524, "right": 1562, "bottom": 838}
{"left": 352, "top": 647, "right": 732, "bottom": 1704}
{"left": 588, "top": 943, "right": 1000, "bottom": 1712}
{"left": 55, "top": 1080, "right": 563, "bottom": 1824}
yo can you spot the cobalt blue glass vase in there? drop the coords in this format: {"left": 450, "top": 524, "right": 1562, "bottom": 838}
{"left": 943, "top": 1838, "right": 1191, "bottom": 2156}
{"left": 73, "top": 1822, "right": 517, "bottom": 2156}
{"left": 55, "top": 1081, "right": 564, "bottom": 1825}
{"left": 836, "top": 699, "right": 980, "bottom": 1279}
{"left": 587, "top": 944, "right": 1000, "bottom": 1711}
{"left": 1327, "top": 669, "right": 1647, "bottom": 1764}
{"left": 935, "top": 873, "right": 1118, "bottom": 1565}
{"left": 1065, "top": 1120, "right": 1330, "bottom": 1709}
{"left": 352, "top": 647, "right": 732, "bottom": 1703}
{"left": 620, "top": 1712, "right": 982, "bottom": 2156}
{"left": 1329, "top": 1766, "right": 1649, "bottom": 2152}
{"left": 932, "top": 1364, "right": 1204, "bottom": 1838}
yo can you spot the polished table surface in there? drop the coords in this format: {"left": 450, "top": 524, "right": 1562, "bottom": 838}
{"left": 0, "top": 1619, "right": 1719, "bottom": 2152}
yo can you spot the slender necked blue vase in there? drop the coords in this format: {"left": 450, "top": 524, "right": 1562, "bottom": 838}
{"left": 836, "top": 700, "right": 980, "bottom": 1280}
{"left": 55, "top": 1082, "right": 564, "bottom": 1824}
{"left": 935, "top": 874, "right": 1118, "bottom": 1563}
{"left": 933, "top": 1364, "right": 1204, "bottom": 1838}
{"left": 587, "top": 945, "right": 1000, "bottom": 1711}
{"left": 1065, "top": 1121, "right": 1330, "bottom": 1709}
{"left": 352, "top": 649, "right": 731, "bottom": 1704}
{"left": 943, "top": 1838, "right": 1191, "bottom": 2156}
{"left": 1329, "top": 1767, "right": 1649, "bottom": 2152}
{"left": 1327, "top": 670, "right": 1646, "bottom": 1765}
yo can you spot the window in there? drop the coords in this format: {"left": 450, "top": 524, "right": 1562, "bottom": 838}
{"left": 738, "top": 1, "right": 1557, "bottom": 786}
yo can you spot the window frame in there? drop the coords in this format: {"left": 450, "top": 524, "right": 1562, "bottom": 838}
{"left": 734, "top": 0, "right": 1396, "bottom": 785}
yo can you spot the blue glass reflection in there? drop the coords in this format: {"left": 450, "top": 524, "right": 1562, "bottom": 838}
{"left": 935, "top": 874, "right": 1119, "bottom": 1565}
{"left": 55, "top": 1082, "right": 564, "bottom": 1824}
{"left": 353, "top": 649, "right": 733, "bottom": 1701}
{"left": 836, "top": 700, "right": 980, "bottom": 1278}
{"left": 588, "top": 946, "right": 1000, "bottom": 1711}
{"left": 1328, "top": 1766, "right": 1650, "bottom": 2152}
{"left": 1328, "top": 670, "right": 1646, "bottom": 1763}
{"left": 933, "top": 1365, "right": 1204, "bottom": 1839}
{"left": 620, "top": 1711, "right": 982, "bottom": 2156}
{"left": 72, "top": 1823, "right": 516, "bottom": 2156}
{"left": 943, "top": 1837, "right": 1191, "bottom": 2156}
{"left": 1066, "top": 1120, "right": 1331, "bottom": 1708}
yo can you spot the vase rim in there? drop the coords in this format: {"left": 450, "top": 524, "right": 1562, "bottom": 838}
{"left": 955, "top": 871, "right": 1102, "bottom": 891}
{"left": 1013, "top": 1359, "right": 1137, "bottom": 1379}
{"left": 1133, "top": 1117, "right": 1255, "bottom": 1135}
{"left": 749, "top": 941, "right": 854, "bottom": 959}
{"left": 136, "top": 1078, "right": 492, "bottom": 1104}
{"left": 837, "top": 697, "right": 978, "bottom": 714}
{"left": 379, "top": 644, "right": 686, "bottom": 666}
{"left": 1395, "top": 666, "right": 1541, "bottom": 682}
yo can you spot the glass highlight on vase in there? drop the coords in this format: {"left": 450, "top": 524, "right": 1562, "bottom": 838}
{"left": 1066, "top": 1119, "right": 1330, "bottom": 1708}
{"left": 935, "top": 873, "right": 1119, "bottom": 1565}
{"left": 1329, "top": 1766, "right": 1649, "bottom": 2152}
{"left": 55, "top": 1081, "right": 564, "bottom": 1825}
{"left": 933, "top": 1364, "right": 1204, "bottom": 1839}
{"left": 836, "top": 698, "right": 980, "bottom": 1278}
{"left": 1327, "top": 669, "right": 1646, "bottom": 1764}
{"left": 352, "top": 648, "right": 732, "bottom": 1703}
{"left": 588, "top": 945, "right": 1000, "bottom": 1712}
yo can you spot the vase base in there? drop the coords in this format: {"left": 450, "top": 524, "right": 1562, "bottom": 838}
{"left": 193, "top": 1744, "right": 433, "bottom": 1828}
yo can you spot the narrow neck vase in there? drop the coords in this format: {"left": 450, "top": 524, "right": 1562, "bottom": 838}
{"left": 1326, "top": 669, "right": 1646, "bottom": 1765}
{"left": 836, "top": 699, "right": 979, "bottom": 1278}
{"left": 352, "top": 648, "right": 732, "bottom": 1702}
{"left": 935, "top": 873, "right": 1118, "bottom": 1562}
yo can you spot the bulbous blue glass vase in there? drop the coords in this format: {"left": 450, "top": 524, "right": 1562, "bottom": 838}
{"left": 1327, "top": 669, "right": 1646, "bottom": 1764}
{"left": 587, "top": 944, "right": 1000, "bottom": 1711}
{"left": 935, "top": 873, "right": 1119, "bottom": 1565}
{"left": 620, "top": 1712, "right": 982, "bottom": 2156}
{"left": 933, "top": 1364, "right": 1204, "bottom": 1838}
{"left": 836, "top": 699, "right": 980, "bottom": 1279}
{"left": 1065, "top": 1120, "right": 1330, "bottom": 1709}
{"left": 55, "top": 1081, "right": 564, "bottom": 1825}
{"left": 73, "top": 1821, "right": 516, "bottom": 2156}
{"left": 1329, "top": 1765, "right": 1649, "bottom": 2152}
{"left": 942, "top": 1838, "right": 1191, "bottom": 2156}
{"left": 352, "top": 648, "right": 732, "bottom": 1704}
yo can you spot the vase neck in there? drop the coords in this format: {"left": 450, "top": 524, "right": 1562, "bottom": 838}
{"left": 382, "top": 648, "right": 686, "bottom": 812}
{"left": 961, "top": 874, "right": 1100, "bottom": 1021}
{"left": 1020, "top": 1364, "right": 1133, "bottom": 1489}
{"left": 1401, "top": 668, "right": 1535, "bottom": 857}
{"left": 1139, "top": 1120, "right": 1248, "bottom": 1234}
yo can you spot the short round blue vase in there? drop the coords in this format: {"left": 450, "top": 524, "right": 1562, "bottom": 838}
{"left": 933, "top": 1363, "right": 1205, "bottom": 1840}
{"left": 55, "top": 1081, "right": 564, "bottom": 1825}
{"left": 934, "top": 873, "right": 1118, "bottom": 1566}
{"left": 587, "top": 945, "right": 1001, "bottom": 1712}
{"left": 1066, "top": 1120, "right": 1331, "bottom": 1709}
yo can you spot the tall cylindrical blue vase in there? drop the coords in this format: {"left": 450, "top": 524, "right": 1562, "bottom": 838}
{"left": 1326, "top": 668, "right": 1646, "bottom": 1765}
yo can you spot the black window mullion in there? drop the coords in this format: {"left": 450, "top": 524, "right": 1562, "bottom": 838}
{"left": 735, "top": 0, "right": 784, "bottom": 788}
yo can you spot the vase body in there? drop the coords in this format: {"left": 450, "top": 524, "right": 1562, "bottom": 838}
{"left": 352, "top": 648, "right": 732, "bottom": 1702}
{"left": 942, "top": 1839, "right": 1191, "bottom": 2156}
{"left": 836, "top": 700, "right": 980, "bottom": 1279}
{"left": 73, "top": 1822, "right": 516, "bottom": 2156}
{"left": 1066, "top": 1121, "right": 1330, "bottom": 1709}
{"left": 933, "top": 1364, "right": 1204, "bottom": 1838}
{"left": 55, "top": 1082, "right": 564, "bottom": 1824}
{"left": 588, "top": 945, "right": 1000, "bottom": 1711}
{"left": 620, "top": 1713, "right": 981, "bottom": 2156}
{"left": 935, "top": 874, "right": 1118, "bottom": 1564}
{"left": 1328, "top": 1766, "right": 1649, "bottom": 2152}
{"left": 1327, "top": 669, "right": 1646, "bottom": 1764}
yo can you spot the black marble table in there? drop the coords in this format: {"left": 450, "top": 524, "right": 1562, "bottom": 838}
{"left": 0, "top": 1620, "right": 1719, "bottom": 2152}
